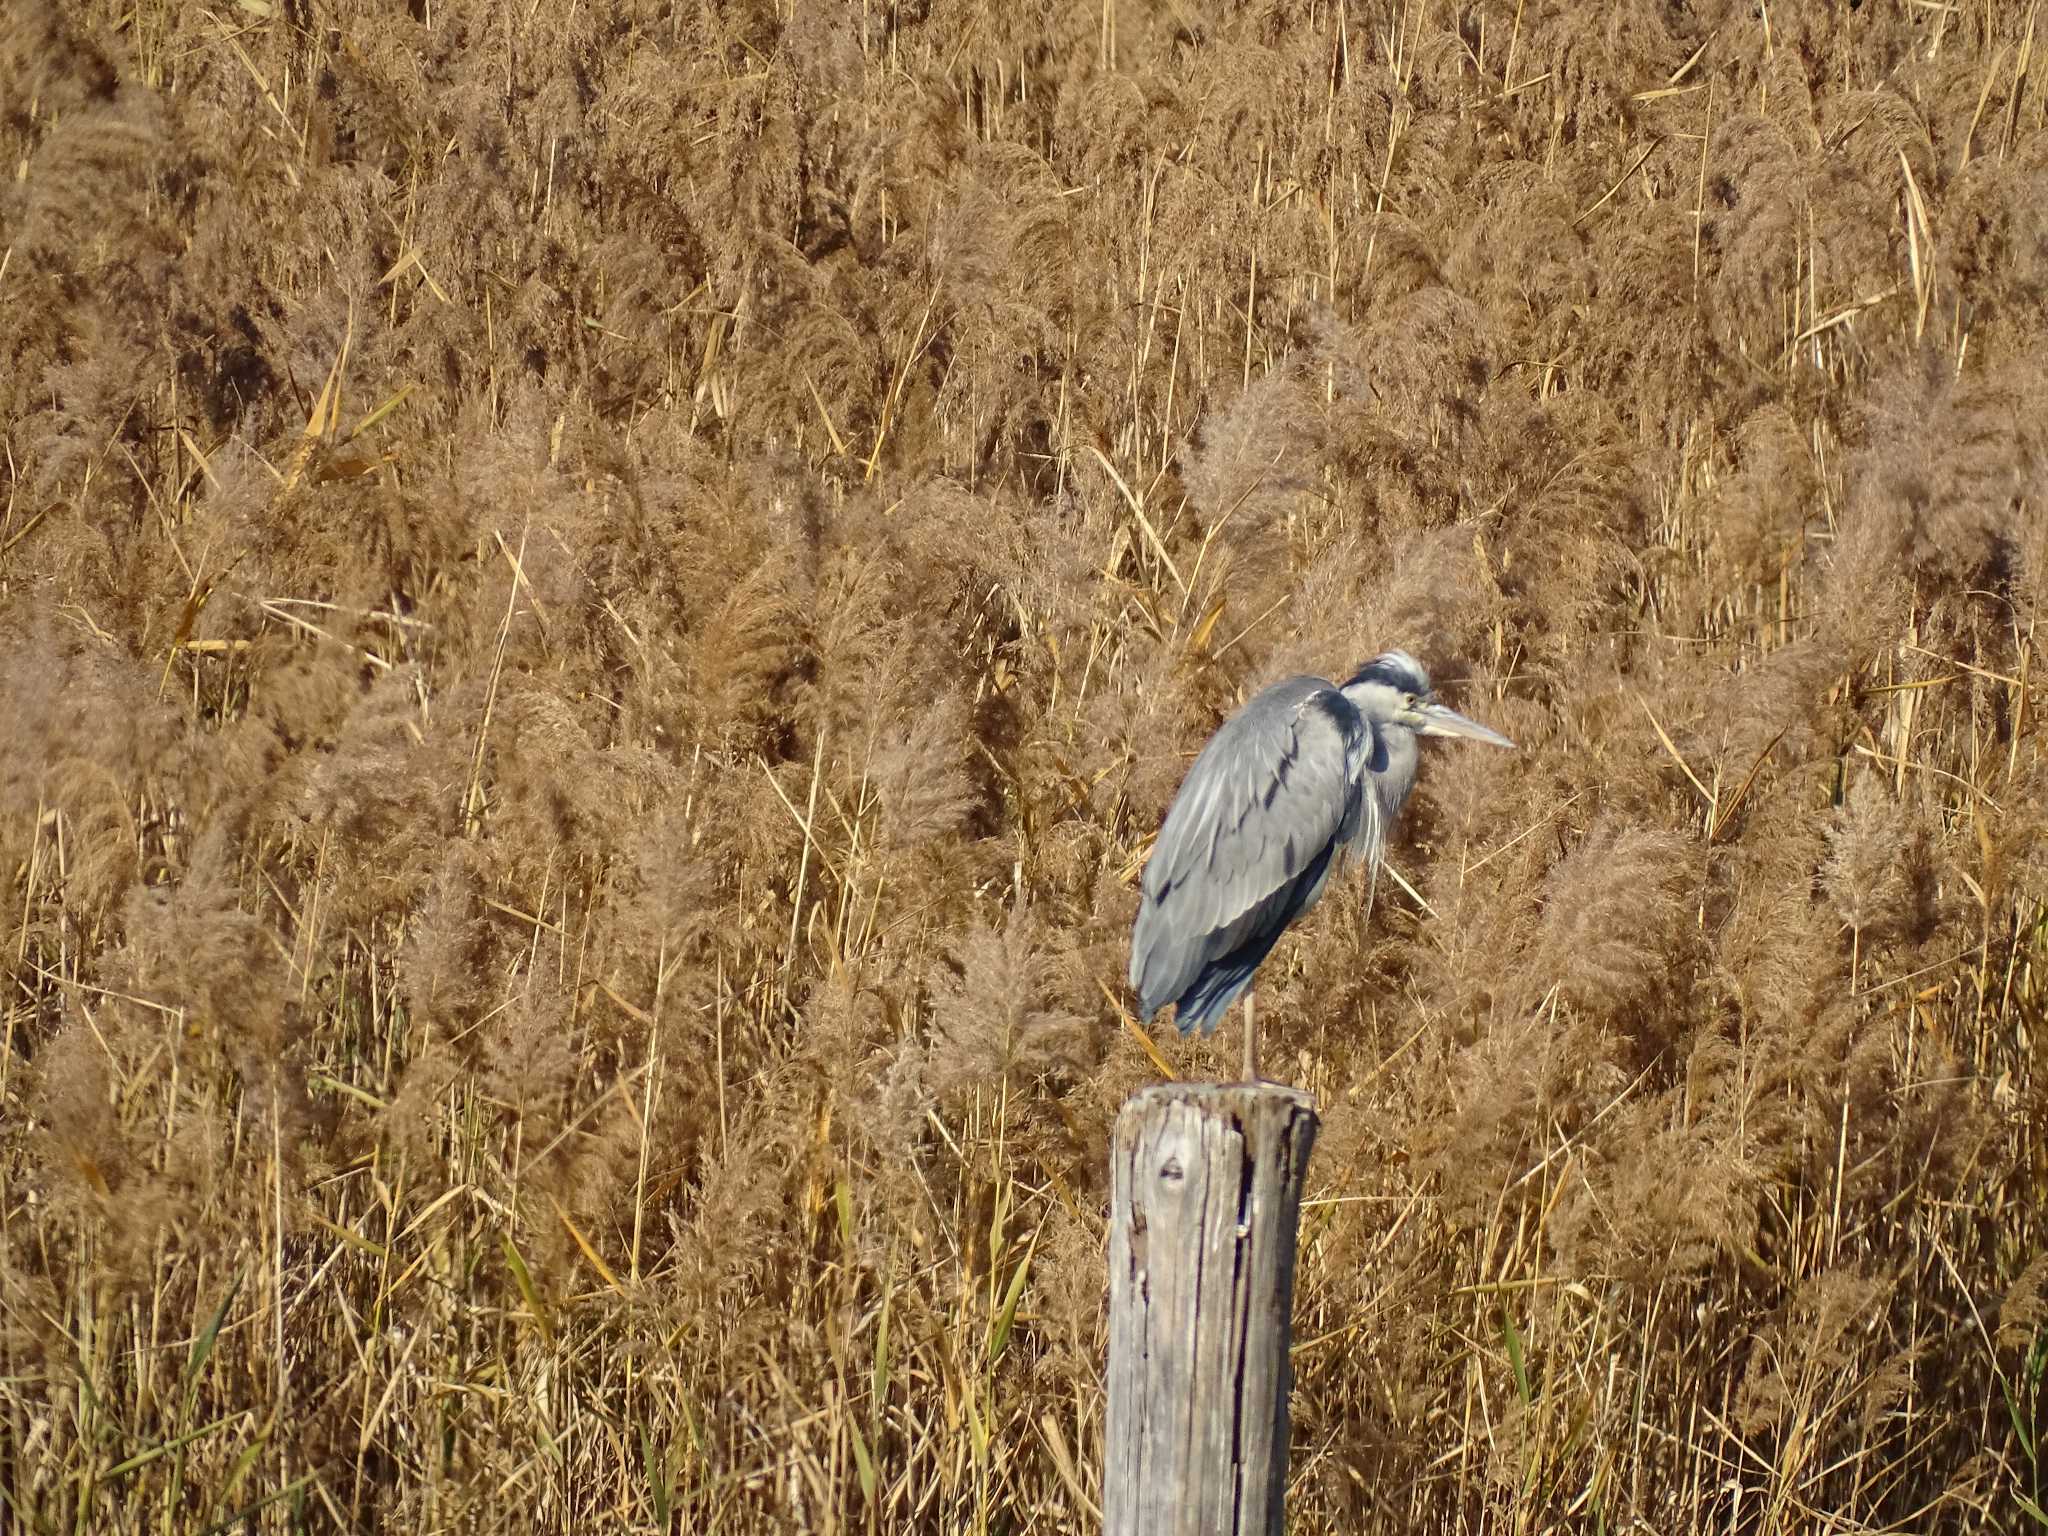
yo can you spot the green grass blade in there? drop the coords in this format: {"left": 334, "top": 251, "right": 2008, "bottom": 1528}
{"left": 185, "top": 1270, "right": 244, "bottom": 1390}
{"left": 1502, "top": 1307, "right": 1532, "bottom": 1408}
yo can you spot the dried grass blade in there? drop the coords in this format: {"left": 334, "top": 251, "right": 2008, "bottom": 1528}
{"left": 804, "top": 372, "right": 850, "bottom": 457}
{"left": 1098, "top": 977, "right": 1176, "bottom": 1080}
{"left": 205, "top": 9, "right": 306, "bottom": 160}
{"left": 1574, "top": 138, "right": 1662, "bottom": 227}
{"left": 1089, "top": 446, "right": 1186, "bottom": 599}
{"left": 281, "top": 328, "right": 350, "bottom": 495}
{"left": 549, "top": 1192, "right": 625, "bottom": 1297}
{"left": 1899, "top": 149, "right": 1934, "bottom": 341}
{"left": 1708, "top": 725, "right": 1787, "bottom": 842}
{"left": 1633, "top": 691, "right": 1717, "bottom": 817}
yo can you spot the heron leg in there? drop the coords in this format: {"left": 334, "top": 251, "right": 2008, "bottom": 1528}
{"left": 1242, "top": 990, "right": 1259, "bottom": 1083}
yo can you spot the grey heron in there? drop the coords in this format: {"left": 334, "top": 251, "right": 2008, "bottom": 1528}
{"left": 1128, "top": 651, "right": 1515, "bottom": 1081}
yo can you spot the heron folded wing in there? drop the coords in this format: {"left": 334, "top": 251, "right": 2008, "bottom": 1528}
{"left": 1131, "top": 680, "right": 1364, "bottom": 1017}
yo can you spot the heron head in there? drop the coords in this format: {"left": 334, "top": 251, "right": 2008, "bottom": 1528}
{"left": 1341, "top": 650, "right": 1516, "bottom": 748}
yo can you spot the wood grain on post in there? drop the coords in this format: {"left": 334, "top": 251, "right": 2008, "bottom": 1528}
{"left": 1104, "top": 1083, "right": 1320, "bottom": 1536}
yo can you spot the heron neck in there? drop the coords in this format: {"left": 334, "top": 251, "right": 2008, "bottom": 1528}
{"left": 1374, "top": 727, "right": 1420, "bottom": 824}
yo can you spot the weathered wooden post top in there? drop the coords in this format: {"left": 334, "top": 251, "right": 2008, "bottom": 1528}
{"left": 1104, "top": 1082, "right": 1320, "bottom": 1536}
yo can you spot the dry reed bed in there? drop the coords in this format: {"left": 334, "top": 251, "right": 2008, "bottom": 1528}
{"left": 3, "top": 0, "right": 2046, "bottom": 1530}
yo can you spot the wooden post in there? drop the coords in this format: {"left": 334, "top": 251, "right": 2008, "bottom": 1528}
{"left": 1104, "top": 1083, "right": 1320, "bottom": 1536}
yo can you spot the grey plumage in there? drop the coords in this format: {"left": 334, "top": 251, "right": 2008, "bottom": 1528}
{"left": 1129, "top": 651, "right": 1513, "bottom": 1071}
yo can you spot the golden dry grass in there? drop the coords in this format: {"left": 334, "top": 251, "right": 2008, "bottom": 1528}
{"left": 3, "top": 0, "right": 2047, "bottom": 1531}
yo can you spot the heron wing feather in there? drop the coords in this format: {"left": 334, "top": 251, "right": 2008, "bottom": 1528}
{"left": 1130, "top": 678, "right": 1365, "bottom": 1019}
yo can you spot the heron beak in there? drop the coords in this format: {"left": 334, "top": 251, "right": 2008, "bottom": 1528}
{"left": 1416, "top": 702, "right": 1516, "bottom": 748}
